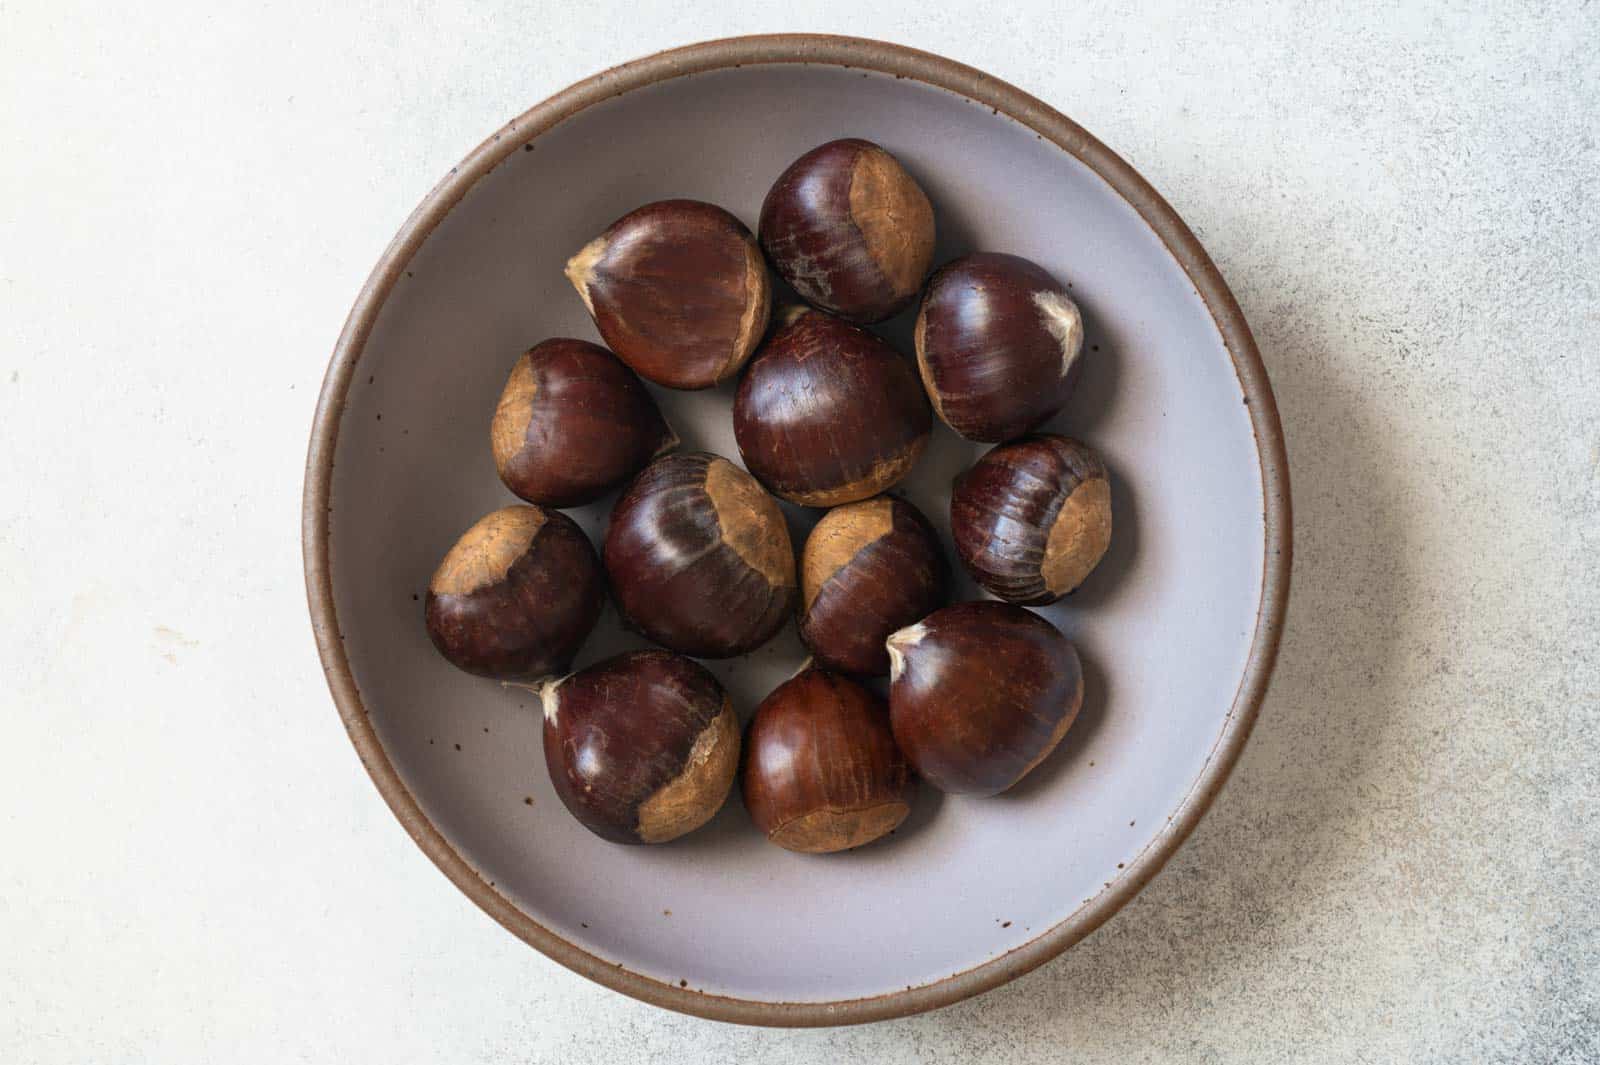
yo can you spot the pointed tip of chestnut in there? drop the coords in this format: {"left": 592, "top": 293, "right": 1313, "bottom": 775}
{"left": 566, "top": 200, "right": 770, "bottom": 390}
{"left": 424, "top": 505, "right": 603, "bottom": 679}
{"left": 760, "top": 139, "right": 935, "bottom": 323}
{"left": 543, "top": 650, "right": 739, "bottom": 844}
{"left": 734, "top": 311, "right": 931, "bottom": 507}
{"left": 951, "top": 435, "right": 1112, "bottom": 604}
{"left": 915, "top": 252, "right": 1085, "bottom": 441}
{"left": 742, "top": 667, "right": 914, "bottom": 853}
{"left": 884, "top": 619, "right": 927, "bottom": 682}
{"left": 888, "top": 601, "right": 1083, "bottom": 796}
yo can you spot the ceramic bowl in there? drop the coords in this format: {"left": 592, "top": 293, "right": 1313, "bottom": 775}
{"left": 303, "top": 34, "right": 1291, "bottom": 1026}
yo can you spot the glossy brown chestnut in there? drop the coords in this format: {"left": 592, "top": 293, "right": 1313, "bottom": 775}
{"left": 950, "top": 434, "right": 1112, "bottom": 605}
{"left": 565, "top": 199, "right": 771, "bottom": 390}
{"left": 759, "top": 138, "right": 936, "bottom": 324}
{"left": 603, "top": 452, "right": 797, "bottom": 658}
{"left": 542, "top": 650, "right": 739, "bottom": 844}
{"left": 424, "top": 505, "right": 603, "bottom": 679}
{"left": 742, "top": 667, "right": 914, "bottom": 853}
{"left": 733, "top": 307, "right": 931, "bottom": 506}
{"left": 914, "top": 252, "right": 1085, "bottom": 442}
{"left": 491, "top": 338, "right": 676, "bottom": 507}
{"left": 886, "top": 601, "right": 1083, "bottom": 796}
{"left": 798, "top": 496, "right": 946, "bottom": 676}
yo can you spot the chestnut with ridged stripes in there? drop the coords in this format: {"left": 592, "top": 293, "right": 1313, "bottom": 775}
{"left": 542, "top": 650, "right": 739, "bottom": 844}
{"left": 603, "top": 452, "right": 797, "bottom": 658}
{"left": 491, "top": 338, "right": 676, "bottom": 507}
{"left": 742, "top": 667, "right": 914, "bottom": 853}
{"left": 759, "top": 138, "right": 936, "bottom": 324}
{"left": 914, "top": 252, "right": 1085, "bottom": 442}
{"left": 565, "top": 200, "right": 771, "bottom": 390}
{"left": 950, "top": 434, "right": 1113, "bottom": 605}
{"left": 733, "top": 307, "right": 931, "bottom": 507}
{"left": 424, "top": 505, "right": 603, "bottom": 679}
{"left": 798, "top": 496, "right": 946, "bottom": 675}
{"left": 886, "top": 601, "right": 1083, "bottom": 796}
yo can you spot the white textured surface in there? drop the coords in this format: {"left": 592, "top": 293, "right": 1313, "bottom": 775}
{"left": 1, "top": 2, "right": 1595, "bottom": 1062}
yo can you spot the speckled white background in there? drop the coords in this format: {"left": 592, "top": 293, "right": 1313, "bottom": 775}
{"left": 3, "top": 2, "right": 1596, "bottom": 1062}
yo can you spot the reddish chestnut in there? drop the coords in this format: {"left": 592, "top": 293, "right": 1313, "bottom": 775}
{"left": 742, "top": 668, "right": 914, "bottom": 853}
{"left": 759, "top": 138, "right": 936, "bottom": 323}
{"left": 565, "top": 200, "right": 771, "bottom": 390}
{"left": 733, "top": 307, "right": 931, "bottom": 506}
{"left": 914, "top": 252, "right": 1085, "bottom": 442}
{"left": 886, "top": 601, "right": 1083, "bottom": 796}
{"left": 950, "top": 434, "right": 1112, "bottom": 605}
{"left": 603, "top": 452, "right": 797, "bottom": 658}
{"left": 424, "top": 505, "right": 603, "bottom": 679}
{"left": 491, "top": 338, "right": 676, "bottom": 507}
{"left": 542, "top": 650, "right": 739, "bottom": 844}
{"left": 798, "top": 496, "right": 946, "bottom": 676}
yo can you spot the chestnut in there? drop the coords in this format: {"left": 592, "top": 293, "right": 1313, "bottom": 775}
{"left": 950, "top": 434, "right": 1112, "bottom": 604}
{"left": 798, "top": 496, "right": 946, "bottom": 675}
{"left": 742, "top": 667, "right": 914, "bottom": 853}
{"left": 565, "top": 199, "right": 771, "bottom": 390}
{"left": 603, "top": 452, "right": 797, "bottom": 658}
{"left": 759, "top": 138, "right": 936, "bottom": 324}
{"left": 491, "top": 338, "right": 676, "bottom": 507}
{"left": 886, "top": 601, "right": 1083, "bottom": 796}
{"left": 914, "top": 252, "right": 1085, "bottom": 442}
{"left": 733, "top": 307, "right": 930, "bottom": 506}
{"left": 542, "top": 650, "right": 739, "bottom": 844}
{"left": 424, "top": 505, "right": 603, "bottom": 679}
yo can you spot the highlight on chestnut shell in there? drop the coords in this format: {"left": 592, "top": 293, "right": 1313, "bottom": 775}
{"left": 542, "top": 650, "right": 739, "bottom": 844}
{"left": 742, "top": 667, "right": 914, "bottom": 853}
{"left": 759, "top": 138, "right": 936, "bottom": 324}
{"left": 424, "top": 505, "right": 604, "bottom": 679}
{"left": 733, "top": 307, "right": 931, "bottom": 507}
{"left": 886, "top": 601, "right": 1083, "bottom": 796}
{"left": 491, "top": 338, "right": 676, "bottom": 507}
{"left": 798, "top": 496, "right": 947, "bottom": 676}
{"left": 950, "top": 434, "right": 1113, "bottom": 605}
{"left": 914, "top": 252, "right": 1085, "bottom": 442}
{"left": 565, "top": 199, "right": 771, "bottom": 390}
{"left": 603, "top": 452, "right": 797, "bottom": 658}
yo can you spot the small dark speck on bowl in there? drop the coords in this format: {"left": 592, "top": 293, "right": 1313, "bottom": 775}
{"left": 411, "top": 593, "right": 419, "bottom": 601}
{"left": 523, "top": 144, "right": 533, "bottom": 152}
{"left": 680, "top": 979, "right": 688, "bottom": 987}
{"left": 662, "top": 909, "right": 671, "bottom": 917}
{"left": 1117, "top": 863, "right": 1124, "bottom": 869}
{"left": 580, "top": 922, "right": 588, "bottom": 928}
{"left": 454, "top": 743, "right": 461, "bottom": 751}
{"left": 367, "top": 375, "right": 374, "bottom": 384}
{"left": 1002, "top": 921, "right": 1011, "bottom": 928}
{"left": 523, "top": 796, "right": 533, "bottom": 806}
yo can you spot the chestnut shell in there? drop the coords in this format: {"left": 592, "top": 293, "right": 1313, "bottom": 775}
{"left": 759, "top": 138, "right": 936, "bottom": 324}
{"left": 542, "top": 650, "right": 739, "bottom": 844}
{"left": 798, "top": 495, "right": 946, "bottom": 675}
{"left": 914, "top": 252, "right": 1085, "bottom": 442}
{"left": 742, "top": 667, "right": 914, "bottom": 853}
{"left": 565, "top": 199, "right": 771, "bottom": 390}
{"left": 886, "top": 601, "right": 1083, "bottom": 796}
{"left": 950, "top": 434, "right": 1112, "bottom": 605}
{"left": 491, "top": 338, "right": 676, "bottom": 507}
{"left": 424, "top": 505, "right": 604, "bottom": 679}
{"left": 733, "top": 308, "right": 931, "bottom": 507}
{"left": 603, "top": 452, "right": 797, "bottom": 658}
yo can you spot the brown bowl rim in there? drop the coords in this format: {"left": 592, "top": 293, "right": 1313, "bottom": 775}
{"left": 302, "top": 33, "right": 1292, "bottom": 1027}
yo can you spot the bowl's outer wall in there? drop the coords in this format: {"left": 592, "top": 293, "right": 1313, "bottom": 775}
{"left": 306, "top": 36, "right": 1289, "bottom": 1026}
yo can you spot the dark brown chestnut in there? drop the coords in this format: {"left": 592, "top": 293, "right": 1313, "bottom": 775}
{"left": 742, "top": 667, "right": 914, "bottom": 853}
{"left": 424, "top": 505, "right": 603, "bottom": 679}
{"left": 798, "top": 496, "right": 946, "bottom": 676}
{"left": 914, "top": 252, "right": 1085, "bottom": 442}
{"left": 491, "top": 338, "right": 676, "bottom": 507}
{"left": 542, "top": 650, "right": 739, "bottom": 844}
{"left": 565, "top": 199, "right": 771, "bottom": 390}
{"left": 759, "top": 138, "right": 936, "bottom": 324}
{"left": 733, "top": 307, "right": 931, "bottom": 506}
{"left": 950, "top": 434, "right": 1112, "bottom": 604}
{"left": 886, "top": 601, "right": 1082, "bottom": 796}
{"left": 603, "top": 452, "right": 797, "bottom": 658}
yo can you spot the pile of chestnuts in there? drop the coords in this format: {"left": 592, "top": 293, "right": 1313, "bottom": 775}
{"left": 423, "top": 137, "right": 1114, "bottom": 854}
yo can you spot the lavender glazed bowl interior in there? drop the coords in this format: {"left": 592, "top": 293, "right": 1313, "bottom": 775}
{"left": 306, "top": 37, "right": 1289, "bottom": 1026}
